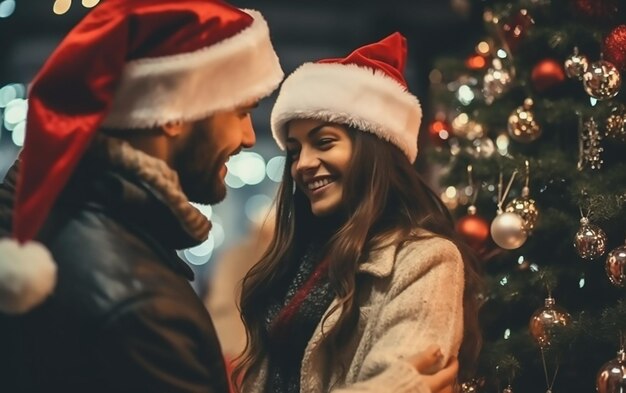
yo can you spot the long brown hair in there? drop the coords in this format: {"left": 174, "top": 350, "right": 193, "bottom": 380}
{"left": 232, "top": 127, "right": 482, "bottom": 390}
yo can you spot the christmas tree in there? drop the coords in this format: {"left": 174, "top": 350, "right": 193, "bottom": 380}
{"left": 426, "top": 0, "right": 626, "bottom": 392}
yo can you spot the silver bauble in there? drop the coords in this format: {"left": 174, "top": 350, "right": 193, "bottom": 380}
{"left": 507, "top": 98, "right": 541, "bottom": 143}
{"left": 605, "top": 241, "right": 626, "bottom": 287}
{"left": 505, "top": 195, "right": 539, "bottom": 231}
{"left": 491, "top": 212, "right": 528, "bottom": 249}
{"left": 529, "top": 297, "right": 571, "bottom": 348}
{"left": 583, "top": 60, "right": 622, "bottom": 100}
{"left": 573, "top": 217, "right": 608, "bottom": 260}
{"left": 564, "top": 48, "right": 589, "bottom": 80}
{"left": 596, "top": 350, "right": 626, "bottom": 393}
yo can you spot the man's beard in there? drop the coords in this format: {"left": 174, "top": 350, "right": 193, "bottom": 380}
{"left": 178, "top": 166, "right": 226, "bottom": 205}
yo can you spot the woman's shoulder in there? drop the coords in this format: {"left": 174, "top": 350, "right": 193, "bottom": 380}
{"left": 394, "top": 229, "right": 463, "bottom": 271}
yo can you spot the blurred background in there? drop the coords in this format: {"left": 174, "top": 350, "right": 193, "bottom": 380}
{"left": 0, "top": 0, "right": 483, "bottom": 295}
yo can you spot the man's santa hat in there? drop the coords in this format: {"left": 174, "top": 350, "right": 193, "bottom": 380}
{"left": 271, "top": 32, "right": 422, "bottom": 163}
{"left": 0, "top": 0, "right": 283, "bottom": 314}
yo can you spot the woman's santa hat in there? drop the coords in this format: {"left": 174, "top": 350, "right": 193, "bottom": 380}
{"left": 271, "top": 32, "right": 422, "bottom": 163}
{"left": 0, "top": 0, "right": 283, "bottom": 314}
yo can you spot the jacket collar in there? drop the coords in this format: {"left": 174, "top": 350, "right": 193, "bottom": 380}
{"left": 59, "top": 136, "right": 211, "bottom": 280}
{"left": 357, "top": 241, "right": 397, "bottom": 278}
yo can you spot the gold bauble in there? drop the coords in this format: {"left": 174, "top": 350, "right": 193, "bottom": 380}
{"left": 505, "top": 195, "right": 539, "bottom": 231}
{"left": 508, "top": 98, "right": 541, "bottom": 143}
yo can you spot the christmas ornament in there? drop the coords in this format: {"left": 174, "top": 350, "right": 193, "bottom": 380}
{"left": 483, "top": 58, "right": 513, "bottom": 105}
{"left": 501, "top": 9, "right": 534, "bottom": 52}
{"left": 492, "top": 170, "right": 527, "bottom": 249}
{"left": 574, "top": 217, "right": 608, "bottom": 260}
{"left": 531, "top": 59, "right": 566, "bottom": 92}
{"left": 564, "top": 47, "right": 589, "bottom": 80}
{"left": 457, "top": 213, "right": 490, "bottom": 251}
{"left": 491, "top": 207, "right": 528, "bottom": 249}
{"left": 529, "top": 296, "right": 571, "bottom": 348}
{"left": 604, "top": 25, "right": 626, "bottom": 71}
{"left": 573, "top": 0, "right": 619, "bottom": 21}
{"left": 460, "top": 377, "right": 484, "bottom": 393}
{"left": 583, "top": 60, "right": 622, "bottom": 100}
{"left": 505, "top": 161, "right": 539, "bottom": 231}
{"left": 596, "top": 349, "right": 626, "bottom": 393}
{"left": 577, "top": 117, "right": 604, "bottom": 170}
{"left": 452, "top": 113, "right": 485, "bottom": 140}
{"left": 456, "top": 166, "right": 490, "bottom": 252}
{"left": 605, "top": 240, "right": 626, "bottom": 287}
{"left": 467, "top": 137, "right": 496, "bottom": 158}
{"left": 508, "top": 98, "right": 541, "bottom": 143}
{"left": 605, "top": 104, "right": 626, "bottom": 142}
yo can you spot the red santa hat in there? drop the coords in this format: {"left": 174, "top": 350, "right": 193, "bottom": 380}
{"left": 270, "top": 32, "right": 422, "bottom": 163}
{"left": 0, "top": 0, "right": 283, "bottom": 314}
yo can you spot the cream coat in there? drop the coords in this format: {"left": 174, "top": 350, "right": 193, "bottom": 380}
{"left": 243, "top": 234, "right": 465, "bottom": 393}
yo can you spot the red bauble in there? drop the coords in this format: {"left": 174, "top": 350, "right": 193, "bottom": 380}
{"left": 531, "top": 59, "right": 566, "bottom": 92}
{"left": 604, "top": 25, "right": 626, "bottom": 71}
{"left": 428, "top": 120, "right": 452, "bottom": 146}
{"left": 573, "top": 0, "right": 619, "bottom": 21}
{"left": 456, "top": 214, "right": 490, "bottom": 251}
{"left": 502, "top": 10, "right": 534, "bottom": 52}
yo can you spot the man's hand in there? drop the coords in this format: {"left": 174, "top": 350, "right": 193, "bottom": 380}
{"left": 408, "top": 345, "right": 458, "bottom": 393}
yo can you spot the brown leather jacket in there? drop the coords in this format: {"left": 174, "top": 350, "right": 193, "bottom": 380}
{"left": 0, "top": 160, "right": 229, "bottom": 393}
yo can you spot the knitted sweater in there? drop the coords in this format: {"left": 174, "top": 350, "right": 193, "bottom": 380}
{"left": 242, "top": 232, "right": 465, "bottom": 393}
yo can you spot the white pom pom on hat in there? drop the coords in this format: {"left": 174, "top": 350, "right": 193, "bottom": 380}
{"left": 0, "top": 239, "right": 56, "bottom": 314}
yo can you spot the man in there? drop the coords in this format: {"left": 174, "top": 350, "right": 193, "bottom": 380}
{"left": 0, "top": 1, "right": 460, "bottom": 392}
{"left": 0, "top": 1, "right": 283, "bottom": 392}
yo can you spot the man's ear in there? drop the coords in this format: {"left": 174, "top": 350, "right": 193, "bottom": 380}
{"left": 161, "top": 120, "right": 186, "bottom": 137}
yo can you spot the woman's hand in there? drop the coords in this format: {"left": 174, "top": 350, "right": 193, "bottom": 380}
{"left": 408, "top": 345, "right": 458, "bottom": 393}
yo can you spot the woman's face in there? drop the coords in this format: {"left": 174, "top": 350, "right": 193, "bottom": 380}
{"left": 286, "top": 119, "right": 353, "bottom": 217}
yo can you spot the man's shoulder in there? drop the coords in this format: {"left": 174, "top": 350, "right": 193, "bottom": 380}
{"left": 42, "top": 207, "right": 202, "bottom": 319}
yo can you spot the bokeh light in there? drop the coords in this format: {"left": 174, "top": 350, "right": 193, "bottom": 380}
{"left": 53, "top": 0, "right": 72, "bottom": 15}
{"left": 210, "top": 215, "right": 225, "bottom": 249}
{"left": 245, "top": 194, "right": 273, "bottom": 222}
{"left": 228, "top": 152, "right": 266, "bottom": 185}
{"left": 0, "top": 85, "right": 18, "bottom": 107}
{"left": 184, "top": 234, "right": 215, "bottom": 265}
{"left": 0, "top": 0, "right": 16, "bottom": 18}
{"left": 81, "top": 0, "right": 99, "bottom": 8}
{"left": 12, "top": 121, "right": 25, "bottom": 146}
{"left": 225, "top": 171, "right": 245, "bottom": 189}
{"left": 266, "top": 156, "right": 285, "bottom": 182}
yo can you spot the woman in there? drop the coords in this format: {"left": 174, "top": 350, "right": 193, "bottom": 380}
{"left": 234, "top": 33, "right": 481, "bottom": 393}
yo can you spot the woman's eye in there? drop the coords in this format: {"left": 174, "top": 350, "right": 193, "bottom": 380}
{"left": 317, "top": 138, "right": 334, "bottom": 146}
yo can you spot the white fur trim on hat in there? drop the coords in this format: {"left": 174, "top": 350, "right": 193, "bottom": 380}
{"left": 270, "top": 62, "right": 422, "bottom": 162}
{"left": 0, "top": 238, "right": 57, "bottom": 314}
{"left": 102, "top": 9, "right": 283, "bottom": 128}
